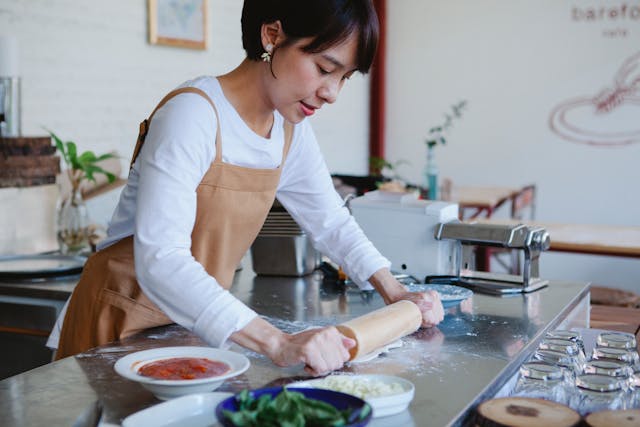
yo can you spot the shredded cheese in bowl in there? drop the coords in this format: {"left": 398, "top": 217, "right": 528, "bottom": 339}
{"left": 311, "top": 375, "right": 406, "bottom": 399}
{"left": 290, "top": 374, "right": 415, "bottom": 418}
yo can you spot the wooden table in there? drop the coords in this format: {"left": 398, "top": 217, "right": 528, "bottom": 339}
{"left": 473, "top": 219, "right": 640, "bottom": 258}
{"left": 532, "top": 222, "right": 640, "bottom": 258}
{"left": 446, "top": 186, "right": 522, "bottom": 219}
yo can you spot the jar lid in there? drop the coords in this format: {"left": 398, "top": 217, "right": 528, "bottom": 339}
{"left": 575, "top": 374, "right": 624, "bottom": 392}
{"left": 539, "top": 338, "right": 581, "bottom": 356}
{"left": 533, "top": 349, "right": 574, "bottom": 368}
{"left": 547, "top": 329, "right": 582, "bottom": 342}
{"left": 596, "top": 332, "right": 637, "bottom": 350}
{"left": 520, "top": 361, "right": 565, "bottom": 380}
{"left": 584, "top": 359, "right": 632, "bottom": 378}
{"left": 633, "top": 372, "right": 640, "bottom": 388}
{"left": 593, "top": 347, "right": 639, "bottom": 364}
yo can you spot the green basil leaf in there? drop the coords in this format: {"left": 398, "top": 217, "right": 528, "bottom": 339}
{"left": 359, "top": 403, "right": 372, "bottom": 420}
{"left": 236, "top": 389, "right": 252, "bottom": 411}
{"left": 223, "top": 409, "right": 255, "bottom": 427}
{"left": 225, "top": 388, "right": 363, "bottom": 427}
{"left": 255, "top": 394, "right": 271, "bottom": 412}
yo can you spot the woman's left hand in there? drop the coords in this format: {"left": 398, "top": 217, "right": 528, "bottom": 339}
{"left": 391, "top": 289, "right": 444, "bottom": 328}
{"left": 368, "top": 268, "right": 445, "bottom": 328}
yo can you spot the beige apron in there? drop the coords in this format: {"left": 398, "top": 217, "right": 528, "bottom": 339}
{"left": 56, "top": 87, "right": 293, "bottom": 359}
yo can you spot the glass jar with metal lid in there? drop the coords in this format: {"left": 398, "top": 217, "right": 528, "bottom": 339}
{"left": 592, "top": 347, "right": 640, "bottom": 366}
{"left": 547, "top": 329, "right": 585, "bottom": 354}
{"left": 533, "top": 349, "right": 583, "bottom": 379}
{"left": 596, "top": 331, "right": 637, "bottom": 350}
{"left": 633, "top": 366, "right": 640, "bottom": 409}
{"left": 583, "top": 359, "right": 634, "bottom": 391}
{"left": 572, "top": 374, "right": 629, "bottom": 415}
{"left": 510, "top": 361, "right": 570, "bottom": 404}
{"left": 539, "top": 337, "right": 587, "bottom": 366}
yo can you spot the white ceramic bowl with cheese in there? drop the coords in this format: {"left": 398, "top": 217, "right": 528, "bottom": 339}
{"left": 289, "top": 374, "right": 415, "bottom": 418}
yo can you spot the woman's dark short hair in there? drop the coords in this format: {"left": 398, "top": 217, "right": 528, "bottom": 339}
{"left": 241, "top": 0, "right": 379, "bottom": 73}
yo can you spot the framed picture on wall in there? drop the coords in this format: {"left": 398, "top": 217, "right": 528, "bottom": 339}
{"left": 148, "top": 0, "right": 208, "bottom": 50}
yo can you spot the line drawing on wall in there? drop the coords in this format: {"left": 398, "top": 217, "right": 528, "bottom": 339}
{"left": 549, "top": 52, "right": 640, "bottom": 147}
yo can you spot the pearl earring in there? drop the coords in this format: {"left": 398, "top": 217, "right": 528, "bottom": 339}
{"left": 261, "top": 43, "right": 273, "bottom": 63}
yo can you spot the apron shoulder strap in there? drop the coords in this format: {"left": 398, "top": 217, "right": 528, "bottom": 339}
{"left": 130, "top": 87, "right": 220, "bottom": 168}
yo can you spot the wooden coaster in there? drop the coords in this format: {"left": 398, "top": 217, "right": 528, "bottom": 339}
{"left": 584, "top": 409, "right": 640, "bottom": 427}
{"left": 475, "top": 397, "right": 581, "bottom": 427}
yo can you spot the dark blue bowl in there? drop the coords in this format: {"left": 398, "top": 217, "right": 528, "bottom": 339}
{"left": 216, "top": 386, "right": 372, "bottom": 427}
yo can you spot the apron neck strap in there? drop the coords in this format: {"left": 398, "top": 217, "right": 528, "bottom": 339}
{"left": 130, "top": 87, "right": 220, "bottom": 169}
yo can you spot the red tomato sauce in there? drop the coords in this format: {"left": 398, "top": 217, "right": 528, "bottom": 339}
{"left": 138, "top": 357, "right": 231, "bottom": 380}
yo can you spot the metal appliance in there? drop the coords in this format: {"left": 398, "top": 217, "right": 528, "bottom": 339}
{"left": 350, "top": 191, "right": 551, "bottom": 295}
{"left": 349, "top": 191, "right": 460, "bottom": 282}
{"left": 250, "top": 200, "right": 321, "bottom": 276}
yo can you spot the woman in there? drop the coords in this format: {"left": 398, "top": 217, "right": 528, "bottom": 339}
{"left": 51, "top": 0, "right": 444, "bottom": 376}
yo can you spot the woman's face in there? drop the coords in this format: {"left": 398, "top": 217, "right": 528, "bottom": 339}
{"left": 266, "top": 33, "right": 359, "bottom": 124}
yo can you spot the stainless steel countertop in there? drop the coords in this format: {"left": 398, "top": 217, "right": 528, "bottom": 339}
{"left": 0, "top": 264, "right": 590, "bottom": 427}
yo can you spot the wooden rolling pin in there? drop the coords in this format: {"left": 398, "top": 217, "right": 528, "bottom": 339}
{"left": 336, "top": 300, "right": 422, "bottom": 360}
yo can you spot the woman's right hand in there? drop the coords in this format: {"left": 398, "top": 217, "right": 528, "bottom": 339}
{"left": 270, "top": 327, "right": 355, "bottom": 377}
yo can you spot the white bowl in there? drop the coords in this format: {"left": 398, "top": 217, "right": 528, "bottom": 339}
{"left": 290, "top": 374, "right": 415, "bottom": 418}
{"left": 114, "top": 346, "right": 250, "bottom": 400}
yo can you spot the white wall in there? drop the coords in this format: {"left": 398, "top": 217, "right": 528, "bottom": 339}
{"left": 0, "top": 0, "right": 370, "bottom": 251}
{"left": 0, "top": 0, "right": 369, "bottom": 173}
{"left": 386, "top": 1, "right": 640, "bottom": 291}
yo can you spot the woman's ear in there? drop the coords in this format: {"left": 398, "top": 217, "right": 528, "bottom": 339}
{"left": 260, "top": 20, "right": 284, "bottom": 50}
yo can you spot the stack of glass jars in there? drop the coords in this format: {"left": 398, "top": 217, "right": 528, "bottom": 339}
{"left": 511, "top": 361, "right": 571, "bottom": 404}
{"left": 589, "top": 331, "right": 639, "bottom": 413}
{"left": 510, "top": 329, "right": 639, "bottom": 416}
{"left": 537, "top": 337, "right": 587, "bottom": 374}
{"left": 572, "top": 373, "right": 628, "bottom": 415}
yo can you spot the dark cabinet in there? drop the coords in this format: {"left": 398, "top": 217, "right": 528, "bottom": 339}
{"left": 0, "top": 301, "right": 58, "bottom": 379}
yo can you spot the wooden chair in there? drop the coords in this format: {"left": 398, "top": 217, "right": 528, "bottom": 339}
{"left": 510, "top": 184, "right": 536, "bottom": 222}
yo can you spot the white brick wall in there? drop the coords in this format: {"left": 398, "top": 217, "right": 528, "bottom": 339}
{"left": 0, "top": 0, "right": 369, "bottom": 171}
{"left": 1, "top": 0, "right": 245, "bottom": 161}
{"left": 0, "top": 0, "right": 371, "bottom": 253}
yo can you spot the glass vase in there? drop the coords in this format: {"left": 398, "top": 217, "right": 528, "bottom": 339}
{"left": 425, "top": 145, "right": 439, "bottom": 200}
{"left": 56, "top": 186, "right": 90, "bottom": 255}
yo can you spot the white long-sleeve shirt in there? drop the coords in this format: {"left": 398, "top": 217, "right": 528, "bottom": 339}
{"left": 48, "top": 76, "right": 390, "bottom": 349}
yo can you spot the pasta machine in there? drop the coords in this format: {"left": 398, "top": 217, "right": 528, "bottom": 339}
{"left": 433, "top": 222, "right": 551, "bottom": 294}
{"left": 350, "top": 191, "right": 551, "bottom": 295}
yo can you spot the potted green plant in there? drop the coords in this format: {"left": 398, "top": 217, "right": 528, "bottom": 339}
{"left": 368, "top": 156, "right": 414, "bottom": 193}
{"left": 48, "top": 130, "right": 117, "bottom": 254}
{"left": 424, "top": 100, "right": 467, "bottom": 200}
